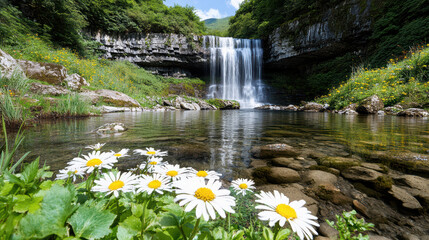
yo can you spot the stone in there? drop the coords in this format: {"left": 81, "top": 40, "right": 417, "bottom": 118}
{"left": 318, "top": 222, "right": 338, "bottom": 239}
{"left": 197, "top": 100, "right": 217, "bottom": 110}
{"left": 361, "top": 162, "right": 385, "bottom": 172}
{"left": 314, "top": 183, "right": 353, "bottom": 205}
{"left": 303, "top": 170, "right": 338, "bottom": 186}
{"left": 384, "top": 105, "right": 403, "bottom": 115}
{"left": 251, "top": 144, "right": 300, "bottom": 159}
{"left": 397, "top": 108, "right": 429, "bottom": 117}
{"left": 377, "top": 110, "right": 385, "bottom": 115}
{"left": 367, "top": 150, "right": 429, "bottom": 176}
{"left": 180, "top": 101, "right": 197, "bottom": 110}
{"left": 29, "top": 82, "right": 71, "bottom": 96}
{"left": 267, "top": 167, "right": 301, "bottom": 184}
{"left": 79, "top": 89, "right": 141, "bottom": 107}
{"left": 163, "top": 99, "right": 172, "bottom": 106}
{"left": 356, "top": 95, "right": 384, "bottom": 114}
{"left": 318, "top": 156, "right": 360, "bottom": 170}
{"left": 0, "top": 48, "right": 25, "bottom": 79}
{"left": 368, "top": 235, "right": 392, "bottom": 240}
{"left": 400, "top": 233, "right": 420, "bottom": 240}
{"left": 18, "top": 59, "right": 67, "bottom": 85}
{"left": 338, "top": 108, "right": 358, "bottom": 115}
{"left": 302, "top": 102, "right": 324, "bottom": 112}
{"left": 393, "top": 175, "right": 429, "bottom": 208}
{"left": 95, "top": 123, "right": 128, "bottom": 134}
{"left": 64, "top": 73, "right": 89, "bottom": 90}
{"left": 271, "top": 157, "right": 294, "bottom": 167}
{"left": 97, "top": 106, "right": 143, "bottom": 113}
{"left": 315, "top": 237, "right": 330, "bottom": 240}
{"left": 388, "top": 185, "right": 422, "bottom": 210}
{"left": 288, "top": 162, "right": 304, "bottom": 170}
{"left": 250, "top": 159, "right": 268, "bottom": 168}
{"left": 342, "top": 166, "right": 383, "bottom": 182}
{"left": 353, "top": 200, "right": 369, "bottom": 217}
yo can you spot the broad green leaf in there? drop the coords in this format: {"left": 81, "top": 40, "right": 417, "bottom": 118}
{"left": 232, "top": 230, "right": 245, "bottom": 240}
{"left": 39, "top": 180, "right": 54, "bottom": 190}
{"left": 275, "top": 228, "right": 291, "bottom": 240}
{"left": 0, "top": 182, "right": 14, "bottom": 196}
{"left": 117, "top": 215, "right": 141, "bottom": 240}
{"left": 17, "top": 184, "right": 77, "bottom": 238}
{"left": 132, "top": 203, "right": 144, "bottom": 217}
{"left": 12, "top": 195, "right": 42, "bottom": 213}
{"left": 154, "top": 231, "right": 174, "bottom": 240}
{"left": 20, "top": 159, "right": 39, "bottom": 184}
{"left": 68, "top": 205, "right": 115, "bottom": 239}
{"left": 262, "top": 227, "right": 274, "bottom": 240}
{"left": 162, "top": 203, "right": 184, "bottom": 216}
{"left": 160, "top": 214, "right": 178, "bottom": 227}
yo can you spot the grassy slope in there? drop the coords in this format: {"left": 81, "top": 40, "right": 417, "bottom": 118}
{"left": 317, "top": 46, "right": 429, "bottom": 109}
{"left": 204, "top": 17, "right": 231, "bottom": 36}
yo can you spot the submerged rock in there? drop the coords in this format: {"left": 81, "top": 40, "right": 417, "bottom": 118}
{"left": 356, "top": 95, "right": 384, "bottom": 114}
{"left": 95, "top": 123, "right": 128, "bottom": 134}
{"left": 342, "top": 166, "right": 383, "bottom": 182}
{"left": 318, "top": 156, "right": 360, "bottom": 170}
{"left": 267, "top": 167, "right": 301, "bottom": 184}
{"left": 251, "top": 143, "right": 300, "bottom": 159}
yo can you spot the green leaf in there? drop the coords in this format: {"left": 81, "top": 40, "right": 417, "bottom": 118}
{"left": 232, "top": 230, "right": 245, "bottom": 240}
{"left": 0, "top": 182, "right": 14, "bottom": 196}
{"left": 12, "top": 195, "right": 42, "bottom": 213}
{"left": 20, "top": 158, "right": 39, "bottom": 184}
{"left": 39, "top": 180, "right": 54, "bottom": 190}
{"left": 17, "top": 184, "right": 77, "bottom": 238}
{"left": 68, "top": 204, "right": 115, "bottom": 239}
{"left": 117, "top": 215, "right": 141, "bottom": 240}
{"left": 275, "top": 228, "right": 291, "bottom": 240}
{"left": 262, "top": 227, "right": 274, "bottom": 240}
{"left": 160, "top": 213, "right": 178, "bottom": 227}
{"left": 132, "top": 203, "right": 144, "bottom": 217}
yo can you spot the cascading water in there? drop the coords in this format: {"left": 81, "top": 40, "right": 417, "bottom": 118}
{"left": 203, "top": 36, "right": 266, "bottom": 108}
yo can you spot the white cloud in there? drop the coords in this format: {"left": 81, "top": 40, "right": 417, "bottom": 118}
{"left": 194, "top": 8, "right": 223, "bottom": 20}
{"left": 229, "top": 0, "right": 245, "bottom": 9}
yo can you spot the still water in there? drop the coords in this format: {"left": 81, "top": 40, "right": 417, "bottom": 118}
{"left": 17, "top": 110, "right": 429, "bottom": 180}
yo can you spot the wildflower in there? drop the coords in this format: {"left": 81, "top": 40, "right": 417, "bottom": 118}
{"left": 111, "top": 149, "right": 130, "bottom": 158}
{"left": 255, "top": 190, "right": 319, "bottom": 240}
{"left": 134, "top": 147, "right": 167, "bottom": 157}
{"left": 92, "top": 171, "right": 139, "bottom": 197}
{"left": 231, "top": 178, "right": 255, "bottom": 196}
{"left": 174, "top": 178, "right": 235, "bottom": 221}
{"left": 86, "top": 143, "right": 105, "bottom": 151}
{"left": 68, "top": 151, "right": 117, "bottom": 173}
{"left": 187, "top": 168, "right": 221, "bottom": 180}
{"left": 55, "top": 166, "right": 85, "bottom": 182}
{"left": 154, "top": 164, "right": 187, "bottom": 181}
{"left": 136, "top": 173, "right": 172, "bottom": 195}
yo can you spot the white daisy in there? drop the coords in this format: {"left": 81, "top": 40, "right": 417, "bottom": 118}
{"left": 154, "top": 164, "right": 187, "bottom": 181}
{"left": 136, "top": 173, "right": 172, "bottom": 195}
{"left": 231, "top": 178, "right": 256, "bottom": 196}
{"left": 68, "top": 151, "right": 117, "bottom": 173}
{"left": 111, "top": 149, "right": 130, "bottom": 158}
{"left": 174, "top": 178, "right": 235, "bottom": 221}
{"left": 139, "top": 157, "right": 166, "bottom": 172}
{"left": 186, "top": 168, "right": 221, "bottom": 180}
{"left": 92, "top": 171, "right": 139, "bottom": 198}
{"left": 86, "top": 143, "right": 106, "bottom": 151}
{"left": 255, "top": 190, "right": 319, "bottom": 240}
{"left": 55, "top": 166, "right": 85, "bottom": 182}
{"left": 134, "top": 147, "right": 168, "bottom": 157}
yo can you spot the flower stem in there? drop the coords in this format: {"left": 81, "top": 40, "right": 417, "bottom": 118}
{"left": 189, "top": 218, "right": 201, "bottom": 240}
{"left": 273, "top": 223, "right": 280, "bottom": 240}
{"left": 141, "top": 192, "right": 155, "bottom": 237}
{"left": 228, "top": 212, "right": 231, "bottom": 232}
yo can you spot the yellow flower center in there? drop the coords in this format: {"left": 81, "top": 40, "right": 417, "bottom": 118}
{"left": 86, "top": 158, "right": 102, "bottom": 167}
{"left": 148, "top": 180, "right": 161, "bottom": 189}
{"left": 114, "top": 153, "right": 122, "bottom": 157}
{"left": 196, "top": 171, "right": 208, "bottom": 177}
{"left": 275, "top": 204, "right": 297, "bottom": 220}
{"left": 239, "top": 183, "right": 248, "bottom": 189}
{"left": 167, "top": 170, "right": 178, "bottom": 177}
{"left": 108, "top": 180, "right": 124, "bottom": 191}
{"left": 74, "top": 170, "right": 78, "bottom": 174}
{"left": 149, "top": 161, "right": 157, "bottom": 165}
{"left": 194, "top": 187, "right": 216, "bottom": 202}
{"left": 147, "top": 151, "right": 156, "bottom": 155}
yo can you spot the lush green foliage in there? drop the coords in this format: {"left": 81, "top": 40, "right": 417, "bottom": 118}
{"left": 0, "top": 72, "right": 28, "bottom": 125}
{"left": 204, "top": 17, "right": 232, "bottom": 37}
{"left": 52, "top": 94, "right": 92, "bottom": 116}
{"left": 327, "top": 210, "right": 374, "bottom": 240}
{"left": 317, "top": 46, "right": 429, "bottom": 109}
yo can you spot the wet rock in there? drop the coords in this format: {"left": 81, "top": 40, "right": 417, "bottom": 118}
{"left": 271, "top": 157, "right": 294, "bottom": 167}
{"left": 163, "top": 99, "right": 172, "bottom": 106}
{"left": 384, "top": 105, "right": 403, "bottom": 115}
{"left": 315, "top": 237, "right": 330, "bottom": 240}
{"left": 303, "top": 102, "right": 324, "bottom": 112}
{"left": 342, "top": 166, "right": 383, "bottom": 182}
{"left": 250, "top": 159, "right": 267, "bottom": 168}
{"left": 314, "top": 183, "right": 353, "bottom": 205}
{"left": 318, "top": 156, "right": 360, "bottom": 170}
{"left": 18, "top": 59, "right": 67, "bottom": 85}
{"left": 361, "top": 163, "right": 386, "bottom": 172}
{"left": 304, "top": 170, "right": 338, "bottom": 186}
{"left": 180, "top": 101, "right": 197, "bottom": 110}
{"left": 400, "top": 233, "right": 420, "bottom": 240}
{"left": 393, "top": 174, "right": 429, "bottom": 208}
{"left": 377, "top": 110, "right": 385, "bottom": 115}
{"left": 397, "top": 108, "right": 429, "bottom": 117}
{"left": 368, "top": 235, "right": 392, "bottom": 240}
{"left": 288, "top": 162, "right": 304, "bottom": 170}
{"left": 318, "top": 222, "right": 338, "bottom": 239}
{"left": 388, "top": 185, "right": 422, "bottom": 210}
{"left": 353, "top": 200, "right": 369, "bottom": 217}
{"left": 97, "top": 106, "right": 143, "bottom": 113}
{"left": 95, "top": 123, "right": 128, "bottom": 134}
{"left": 29, "top": 82, "right": 71, "bottom": 96}
{"left": 367, "top": 150, "right": 429, "bottom": 176}
{"left": 356, "top": 95, "right": 384, "bottom": 114}
{"left": 267, "top": 167, "right": 301, "bottom": 184}
{"left": 196, "top": 100, "right": 217, "bottom": 110}
{"left": 79, "top": 89, "right": 141, "bottom": 107}
{"left": 64, "top": 73, "right": 89, "bottom": 90}
{"left": 0, "top": 48, "right": 25, "bottom": 79}
{"left": 251, "top": 144, "right": 300, "bottom": 159}
{"left": 338, "top": 108, "right": 358, "bottom": 115}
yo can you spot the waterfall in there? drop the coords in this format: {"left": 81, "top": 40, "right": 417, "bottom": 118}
{"left": 203, "top": 36, "right": 266, "bottom": 108}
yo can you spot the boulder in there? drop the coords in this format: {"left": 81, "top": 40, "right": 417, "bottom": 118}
{"left": 303, "top": 170, "right": 338, "bottom": 186}
{"left": 384, "top": 105, "right": 403, "bottom": 115}
{"left": 97, "top": 106, "right": 143, "bottom": 113}
{"left": 397, "top": 108, "right": 429, "bottom": 117}
{"left": 356, "top": 95, "right": 384, "bottom": 114}
{"left": 163, "top": 99, "right": 172, "bottom": 106}
{"left": 267, "top": 167, "right": 301, "bottom": 184}
{"left": 79, "top": 89, "right": 141, "bottom": 107}
{"left": 251, "top": 144, "right": 300, "bottom": 159}
{"left": 338, "top": 108, "right": 358, "bottom": 115}
{"left": 388, "top": 185, "right": 422, "bottom": 210}
{"left": 314, "top": 183, "right": 353, "bottom": 205}
{"left": 302, "top": 102, "right": 324, "bottom": 112}
{"left": 271, "top": 157, "right": 294, "bottom": 167}
{"left": 318, "top": 222, "right": 338, "bottom": 239}
{"left": 197, "top": 100, "right": 217, "bottom": 110}
{"left": 0, "top": 49, "right": 25, "bottom": 79}
{"left": 18, "top": 59, "right": 67, "bottom": 85}
{"left": 29, "top": 82, "right": 71, "bottom": 96}
{"left": 180, "top": 101, "right": 197, "bottom": 110}
{"left": 318, "top": 156, "right": 360, "bottom": 170}
{"left": 95, "top": 123, "right": 128, "bottom": 134}
{"left": 342, "top": 166, "right": 383, "bottom": 182}
{"left": 367, "top": 150, "right": 429, "bottom": 176}
{"left": 64, "top": 73, "right": 89, "bottom": 90}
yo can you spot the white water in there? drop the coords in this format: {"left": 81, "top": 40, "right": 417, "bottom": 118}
{"left": 203, "top": 36, "right": 266, "bottom": 108}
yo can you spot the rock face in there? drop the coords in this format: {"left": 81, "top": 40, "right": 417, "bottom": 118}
{"left": 79, "top": 89, "right": 141, "bottom": 107}
{"left": 18, "top": 60, "right": 67, "bottom": 85}
{"left": 89, "top": 32, "right": 206, "bottom": 77}
{"left": 0, "top": 49, "right": 25, "bottom": 79}
{"left": 64, "top": 73, "right": 89, "bottom": 90}
{"left": 356, "top": 95, "right": 384, "bottom": 114}
{"left": 29, "top": 82, "right": 71, "bottom": 96}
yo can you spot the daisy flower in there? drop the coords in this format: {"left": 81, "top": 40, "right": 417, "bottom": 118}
{"left": 255, "top": 190, "right": 319, "bottom": 240}
{"left": 139, "top": 157, "right": 165, "bottom": 172}
{"left": 134, "top": 147, "right": 168, "bottom": 157}
{"left": 111, "top": 149, "right": 130, "bottom": 158}
{"left": 174, "top": 178, "right": 235, "bottom": 221}
{"left": 136, "top": 173, "right": 172, "bottom": 195}
{"left": 86, "top": 143, "right": 106, "bottom": 151}
{"left": 154, "top": 164, "right": 187, "bottom": 181}
{"left": 55, "top": 166, "right": 85, "bottom": 182}
{"left": 186, "top": 168, "right": 221, "bottom": 180}
{"left": 68, "top": 151, "right": 117, "bottom": 173}
{"left": 231, "top": 178, "right": 256, "bottom": 196}
{"left": 92, "top": 171, "right": 139, "bottom": 198}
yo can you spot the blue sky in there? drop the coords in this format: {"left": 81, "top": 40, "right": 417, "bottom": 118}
{"left": 164, "top": 0, "right": 244, "bottom": 20}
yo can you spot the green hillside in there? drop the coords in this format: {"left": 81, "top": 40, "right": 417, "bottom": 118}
{"left": 204, "top": 16, "right": 231, "bottom": 36}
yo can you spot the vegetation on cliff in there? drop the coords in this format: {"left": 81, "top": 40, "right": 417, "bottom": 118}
{"left": 204, "top": 17, "right": 232, "bottom": 37}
